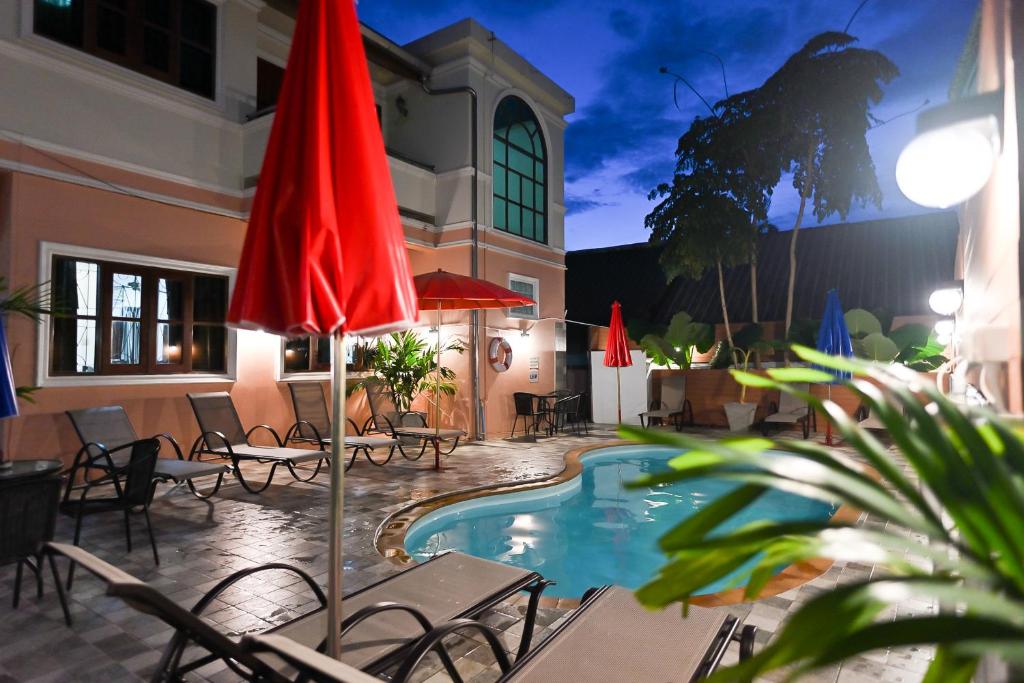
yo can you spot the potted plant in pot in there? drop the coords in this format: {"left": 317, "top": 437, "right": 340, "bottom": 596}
{"left": 712, "top": 323, "right": 773, "bottom": 431}
{"left": 366, "top": 329, "right": 465, "bottom": 420}
{"left": 638, "top": 310, "right": 715, "bottom": 370}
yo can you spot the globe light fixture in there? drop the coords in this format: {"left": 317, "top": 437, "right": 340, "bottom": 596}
{"left": 896, "top": 91, "right": 1002, "bottom": 209}
{"left": 928, "top": 281, "right": 964, "bottom": 316}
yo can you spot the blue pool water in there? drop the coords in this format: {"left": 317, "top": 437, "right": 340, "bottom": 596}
{"left": 405, "top": 445, "right": 836, "bottom": 599}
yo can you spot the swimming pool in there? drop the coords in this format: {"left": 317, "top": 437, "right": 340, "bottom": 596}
{"left": 404, "top": 444, "right": 837, "bottom": 599}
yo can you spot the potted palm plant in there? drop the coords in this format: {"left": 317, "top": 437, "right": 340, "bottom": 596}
{"left": 368, "top": 330, "right": 465, "bottom": 416}
{"left": 713, "top": 324, "right": 773, "bottom": 431}
{"left": 622, "top": 345, "right": 1024, "bottom": 681}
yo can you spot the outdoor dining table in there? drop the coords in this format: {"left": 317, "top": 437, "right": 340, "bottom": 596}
{"left": 533, "top": 394, "right": 561, "bottom": 435}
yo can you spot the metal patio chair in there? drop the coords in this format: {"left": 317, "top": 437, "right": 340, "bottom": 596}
{"left": 66, "top": 405, "right": 227, "bottom": 499}
{"left": 246, "top": 585, "right": 756, "bottom": 683}
{"left": 760, "top": 382, "right": 816, "bottom": 439}
{"left": 60, "top": 437, "right": 162, "bottom": 589}
{"left": 284, "top": 382, "right": 398, "bottom": 471}
{"left": 510, "top": 392, "right": 543, "bottom": 438}
{"left": 187, "top": 392, "right": 327, "bottom": 494}
{"left": 45, "top": 543, "right": 552, "bottom": 682}
{"left": 362, "top": 378, "right": 464, "bottom": 463}
{"left": 639, "top": 376, "right": 693, "bottom": 429}
{"left": 1, "top": 475, "right": 70, "bottom": 625}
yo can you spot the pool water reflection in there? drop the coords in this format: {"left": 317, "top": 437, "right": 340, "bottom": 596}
{"left": 404, "top": 445, "right": 836, "bottom": 599}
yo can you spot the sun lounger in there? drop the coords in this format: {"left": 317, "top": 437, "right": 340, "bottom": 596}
{"left": 285, "top": 382, "right": 399, "bottom": 470}
{"left": 760, "top": 382, "right": 816, "bottom": 439}
{"left": 243, "top": 585, "right": 756, "bottom": 683}
{"left": 67, "top": 406, "right": 228, "bottom": 498}
{"left": 187, "top": 392, "right": 327, "bottom": 494}
{"left": 639, "top": 376, "right": 693, "bottom": 430}
{"left": 45, "top": 543, "right": 552, "bottom": 682}
{"left": 362, "top": 378, "right": 464, "bottom": 468}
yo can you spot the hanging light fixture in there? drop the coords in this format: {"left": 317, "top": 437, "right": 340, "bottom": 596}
{"left": 928, "top": 280, "right": 964, "bottom": 316}
{"left": 895, "top": 91, "right": 1003, "bottom": 208}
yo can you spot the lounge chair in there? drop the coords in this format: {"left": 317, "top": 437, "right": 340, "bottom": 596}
{"left": 187, "top": 392, "right": 327, "bottom": 494}
{"left": 639, "top": 376, "right": 693, "bottom": 429}
{"left": 362, "top": 378, "right": 465, "bottom": 469}
{"left": 44, "top": 542, "right": 310, "bottom": 682}
{"left": 760, "top": 382, "right": 816, "bottom": 439}
{"left": 67, "top": 406, "right": 228, "bottom": 499}
{"left": 284, "top": 382, "right": 398, "bottom": 471}
{"left": 45, "top": 543, "right": 551, "bottom": 681}
{"left": 244, "top": 585, "right": 756, "bottom": 683}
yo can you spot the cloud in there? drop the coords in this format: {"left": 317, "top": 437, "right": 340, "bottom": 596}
{"left": 565, "top": 195, "right": 611, "bottom": 215}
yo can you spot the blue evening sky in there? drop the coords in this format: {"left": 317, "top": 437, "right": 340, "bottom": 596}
{"left": 358, "top": 0, "right": 977, "bottom": 250}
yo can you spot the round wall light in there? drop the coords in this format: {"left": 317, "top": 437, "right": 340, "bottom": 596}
{"left": 928, "top": 281, "right": 964, "bottom": 316}
{"left": 934, "top": 318, "right": 956, "bottom": 346}
{"left": 895, "top": 91, "right": 1002, "bottom": 209}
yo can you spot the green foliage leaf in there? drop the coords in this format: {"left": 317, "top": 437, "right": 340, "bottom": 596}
{"left": 855, "top": 332, "right": 900, "bottom": 362}
{"left": 844, "top": 308, "right": 882, "bottom": 338}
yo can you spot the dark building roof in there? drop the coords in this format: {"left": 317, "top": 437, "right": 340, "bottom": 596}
{"left": 566, "top": 212, "right": 960, "bottom": 327}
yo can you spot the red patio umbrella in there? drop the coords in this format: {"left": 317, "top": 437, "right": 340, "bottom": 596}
{"left": 413, "top": 270, "right": 534, "bottom": 453}
{"left": 226, "top": 0, "right": 417, "bottom": 659}
{"left": 604, "top": 301, "right": 632, "bottom": 423}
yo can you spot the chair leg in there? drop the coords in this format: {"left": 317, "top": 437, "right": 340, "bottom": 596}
{"left": 186, "top": 470, "right": 225, "bottom": 499}
{"left": 516, "top": 579, "right": 552, "bottom": 659}
{"left": 234, "top": 461, "right": 278, "bottom": 494}
{"left": 510, "top": 415, "right": 518, "bottom": 438}
{"left": 47, "top": 552, "right": 72, "bottom": 627}
{"left": 123, "top": 508, "right": 133, "bottom": 553}
{"left": 33, "top": 556, "right": 44, "bottom": 599}
{"left": 13, "top": 560, "right": 23, "bottom": 609}
{"left": 143, "top": 507, "right": 160, "bottom": 566}
{"left": 67, "top": 507, "right": 87, "bottom": 591}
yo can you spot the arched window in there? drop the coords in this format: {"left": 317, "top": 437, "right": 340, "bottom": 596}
{"left": 493, "top": 96, "right": 547, "bottom": 243}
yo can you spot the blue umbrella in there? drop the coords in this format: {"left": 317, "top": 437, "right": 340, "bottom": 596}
{"left": 815, "top": 289, "right": 853, "bottom": 444}
{"left": 0, "top": 318, "right": 17, "bottom": 420}
{"left": 0, "top": 317, "right": 18, "bottom": 469}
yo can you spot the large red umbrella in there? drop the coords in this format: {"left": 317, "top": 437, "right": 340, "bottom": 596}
{"left": 604, "top": 301, "right": 632, "bottom": 423}
{"left": 226, "top": 0, "right": 417, "bottom": 658}
{"left": 413, "top": 270, "right": 534, "bottom": 450}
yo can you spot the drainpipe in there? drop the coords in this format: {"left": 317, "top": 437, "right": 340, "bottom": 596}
{"left": 419, "top": 77, "right": 483, "bottom": 440}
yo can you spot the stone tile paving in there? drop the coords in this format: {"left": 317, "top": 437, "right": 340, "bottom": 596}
{"left": 0, "top": 427, "right": 933, "bottom": 682}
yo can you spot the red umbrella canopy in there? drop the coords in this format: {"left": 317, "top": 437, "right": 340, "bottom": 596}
{"left": 227, "top": 0, "right": 418, "bottom": 337}
{"left": 414, "top": 270, "right": 535, "bottom": 310}
{"left": 604, "top": 301, "right": 633, "bottom": 367}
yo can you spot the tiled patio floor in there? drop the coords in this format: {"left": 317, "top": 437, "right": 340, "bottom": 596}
{"left": 0, "top": 427, "right": 933, "bottom": 682}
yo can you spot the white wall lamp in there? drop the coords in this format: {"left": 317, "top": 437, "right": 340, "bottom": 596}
{"left": 928, "top": 280, "right": 964, "bottom": 316}
{"left": 896, "top": 91, "right": 1003, "bottom": 208}
{"left": 934, "top": 318, "right": 957, "bottom": 346}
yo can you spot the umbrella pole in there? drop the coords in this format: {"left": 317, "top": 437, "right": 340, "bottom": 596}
{"left": 616, "top": 366, "right": 622, "bottom": 424}
{"left": 327, "top": 333, "right": 347, "bottom": 659}
{"left": 435, "top": 303, "right": 442, "bottom": 470}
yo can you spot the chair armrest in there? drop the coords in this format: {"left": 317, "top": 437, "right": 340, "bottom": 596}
{"left": 346, "top": 417, "right": 362, "bottom": 436}
{"left": 191, "top": 431, "right": 234, "bottom": 458}
{"left": 284, "top": 420, "right": 324, "bottom": 447}
{"left": 340, "top": 602, "right": 433, "bottom": 641}
{"left": 398, "top": 411, "right": 428, "bottom": 428}
{"left": 152, "top": 433, "right": 185, "bottom": 460}
{"left": 245, "top": 424, "right": 284, "bottom": 447}
{"left": 190, "top": 563, "right": 327, "bottom": 616}
{"left": 392, "top": 619, "right": 512, "bottom": 683}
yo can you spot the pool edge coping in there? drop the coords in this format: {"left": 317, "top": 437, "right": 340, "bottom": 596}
{"left": 373, "top": 439, "right": 864, "bottom": 609}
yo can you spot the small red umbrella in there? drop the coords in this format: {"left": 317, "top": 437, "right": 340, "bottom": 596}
{"left": 604, "top": 301, "right": 632, "bottom": 423}
{"left": 226, "top": 0, "right": 417, "bottom": 658}
{"left": 413, "top": 270, "right": 534, "bottom": 456}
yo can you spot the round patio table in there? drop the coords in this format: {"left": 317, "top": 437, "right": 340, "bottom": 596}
{"left": 0, "top": 459, "right": 63, "bottom": 483}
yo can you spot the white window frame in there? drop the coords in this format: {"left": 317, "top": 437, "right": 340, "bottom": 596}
{"left": 36, "top": 241, "right": 237, "bottom": 387}
{"left": 507, "top": 273, "right": 539, "bottom": 320}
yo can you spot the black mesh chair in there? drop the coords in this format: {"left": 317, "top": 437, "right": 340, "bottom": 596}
{"left": 0, "top": 475, "right": 70, "bottom": 625}
{"left": 511, "top": 392, "right": 542, "bottom": 438}
{"left": 60, "top": 437, "right": 162, "bottom": 588}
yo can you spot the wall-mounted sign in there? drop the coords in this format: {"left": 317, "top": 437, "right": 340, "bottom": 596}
{"left": 528, "top": 369, "right": 539, "bottom": 383}
{"left": 529, "top": 356, "right": 540, "bottom": 370}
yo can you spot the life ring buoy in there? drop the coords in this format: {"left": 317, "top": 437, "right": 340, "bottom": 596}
{"left": 488, "top": 337, "right": 512, "bottom": 372}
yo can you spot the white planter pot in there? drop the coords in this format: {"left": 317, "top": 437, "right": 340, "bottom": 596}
{"left": 724, "top": 402, "right": 757, "bottom": 432}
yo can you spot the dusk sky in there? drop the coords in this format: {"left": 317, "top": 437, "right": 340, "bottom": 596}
{"left": 358, "top": 1, "right": 977, "bottom": 251}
